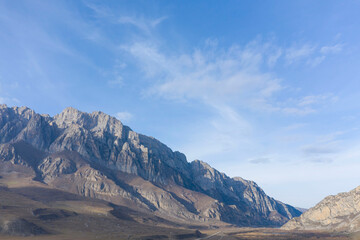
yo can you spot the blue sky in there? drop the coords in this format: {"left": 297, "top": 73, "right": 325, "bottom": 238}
{"left": 1, "top": 0, "right": 360, "bottom": 208}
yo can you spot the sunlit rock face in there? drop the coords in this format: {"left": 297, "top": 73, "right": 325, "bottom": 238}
{"left": 283, "top": 186, "right": 360, "bottom": 232}
{"left": 0, "top": 104, "right": 301, "bottom": 226}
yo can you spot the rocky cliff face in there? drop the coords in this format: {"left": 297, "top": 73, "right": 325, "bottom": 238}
{"left": 282, "top": 186, "right": 360, "bottom": 232}
{"left": 0, "top": 104, "right": 301, "bottom": 226}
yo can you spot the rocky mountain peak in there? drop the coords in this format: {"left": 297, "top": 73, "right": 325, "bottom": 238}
{"left": 53, "top": 107, "right": 126, "bottom": 139}
{"left": 191, "top": 160, "right": 227, "bottom": 182}
{"left": 233, "top": 176, "right": 247, "bottom": 183}
{"left": 89, "top": 111, "right": 125, "bottom": 138}
{"left": 0, "top": 105, "right": 35, "bottom": 119}
{"left": 192, "top": 159, "right": 211, "bottom": 168}
{"left": 0, "top": 105, "right": 302, "bottom": 227}
{"left": 54, "top": 107, "right": 88, "bottom": 127}
{"left": 62, "top": 106, "right": 81, "bottom": 114}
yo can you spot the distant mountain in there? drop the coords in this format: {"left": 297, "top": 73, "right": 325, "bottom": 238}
{"left": 283, "top": 186, "right": 360, "bottom": 232}
{"left": 295, "top": 207, "right": 308, "bottom": 213}
{"left": 0, "top": 105, "right": 301, "bottom": 227}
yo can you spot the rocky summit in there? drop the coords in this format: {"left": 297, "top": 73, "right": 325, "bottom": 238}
{"left": 282, "top": 186, "right": 360, "bottom": 232}
{"left": 0, "top": 105, "right": 301, "bottom": 227}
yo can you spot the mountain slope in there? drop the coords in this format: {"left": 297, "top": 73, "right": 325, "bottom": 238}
{"left": 0, "top": 104, "right": 301, "bottom": 226}
{"left": 0, "top": 181, "right": 204, "bottom": 239}
{"left": 282, "top": 186, "right": 360, "bottom": 232}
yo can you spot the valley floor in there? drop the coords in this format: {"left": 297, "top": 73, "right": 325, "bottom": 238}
{"left": 0, "top": 228, "right": 354, "bottom": 240}
{"left": 200, "top": 228, "right": 353, "bottom": 240}
{"left": 0, "top": 175, "right": 355, "bottom": 240}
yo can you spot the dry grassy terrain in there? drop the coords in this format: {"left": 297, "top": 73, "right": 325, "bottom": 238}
{"left": 199, "top": 228, "right": 354, "bottom": 240}
{"left": 0, "top": 174, "right": 208, "bottom": 240}
{"left": 0, "top": 176, "right": 356, "bottom": 240}
{"left": 0, "top": 227, "right": 355, "bottom": 240}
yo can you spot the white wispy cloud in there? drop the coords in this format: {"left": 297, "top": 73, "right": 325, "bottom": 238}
{"left": 121, "top": 38, "right": 342, "bottom": 117}
{"left": 0, "top": 79, "right": 19, "bottom": 105}
{"left": 297, "top": 129, "right": 359, "bottom": 165}
{"left": 297, "top": 94, "right": 338, "bottom": 107}
{"left": 284, "top": 43, "right": 344, "bottom": 67}
{"left": 119, "top": 16, "right": 167, "bottom": 34}
{"left": 122, "top": 41, "right": 282, "bottom": 109}
{"left": 105, "top": 61, "right": 127, "bottom": 87}
{"left": 309, "top": 157, "right": 333, "bottom": 163}
{"left": 120, "top": 38, "right": 343, "bottom": 159}
{"left": 248, "top": 157, "right": 271, "bottom": 164}
{"left": 267, "top": 94, "right": 339, "bottom": 116}
{"left": 307, "top": 56, "right": 326, "bottom": 67}
{"left": 320, "top": 44, "right": 343, "bottom": 54}
{"left": 285, "top": 44, "right": 316, "bottom": 64}
{"left": 118, "top": 38, "right": 344, "bottom": 160}
{"left": 281, "top": 107, "right": 316, "bottom": 115}
{"left": 0, "top": 0, "right": 104, "bottom": 108}
{"left": 302, "top": 145, "right": 338, "bottom": 155}
{"left": 267, "top": 48, "right": 282, "bottom": 67}
{"left": 107, "top": 77, "right": 123, "bottom": 87}
{"left": 115, "top": 111, "right": 133, "bottom": 123}
{"left": 283, "top": 123, "right": 307, "bottom": 131}
{"left": 0, "top": 96, "right": 20, "bottom": 105}
{"left": 85, "top": 3, "right": 167, "bottom": 36}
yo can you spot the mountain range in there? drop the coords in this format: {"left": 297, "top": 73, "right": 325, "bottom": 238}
{"left": 0, "top": 104, "right": 302, "bottom": 230}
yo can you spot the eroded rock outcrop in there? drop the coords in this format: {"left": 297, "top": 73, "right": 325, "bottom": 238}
{"left": 282, "top": 186, "right": 360, "bottom": 232}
